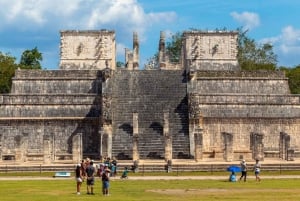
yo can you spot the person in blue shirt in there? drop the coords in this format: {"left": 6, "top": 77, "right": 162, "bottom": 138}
{"left": 229, "top": 171, "right": 237, "bottom": 182}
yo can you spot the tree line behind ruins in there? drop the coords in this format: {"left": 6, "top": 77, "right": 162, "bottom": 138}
{"left": 0, "top": 28, "right": 299, "bottom": 94}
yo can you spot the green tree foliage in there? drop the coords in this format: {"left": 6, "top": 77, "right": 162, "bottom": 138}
{"left": 19, "top": 47, "right": 43, "bottom": 69}
{"left": 166, "top": 32, "right": 183, "bottom": 63}
{"left": 116, "top": 61, "right": 125, "bottom": 68}
{"left": 0, "top": 52, "right": 18, "bottom": 93}
{"left": 237, "top": 28, "right": 277, "bottom": 70}
{"left": 0, "top": 48, "right": 43, "bottom": 93}
{"left": 280, "top": 65, "right": 300, "bottom": 94}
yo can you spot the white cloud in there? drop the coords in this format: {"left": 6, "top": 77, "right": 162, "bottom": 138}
{"left": 230, "top": 11, "right": 260, "bottom": 31}
{"left": 261, "top": 26, "right": 300, "bottom": 54}
{"left": 0, "top": 0, "right": 177, "bottom": 65}
{"left": 0, "top": 0, "right": 83, "bottom": 28}
{"left": 281, "top": 26, "right": 300, "bottom": 47}
{"left": 260, "top": 26, "right": 300, "bottom": 66}
{"left": 0, "top": 0, "right": 176, "bottom": 33}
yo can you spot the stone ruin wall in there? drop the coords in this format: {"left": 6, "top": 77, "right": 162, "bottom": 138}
{"left": 0, "top": 119, "right": 100, "bottom": 162}
{"left": 11, "top": 70, "right": 102, "bottom": 94}
{"left": 0, "top": 69, "right": 103, "bottom": 163}
{"left": 186, "top": 57, "right": 300, "bottom": 161}
{"left": 183, "top": 31, "right": 239, "bottom": 71}
{"left": 0, "top": 29, "right": 300, "bottom": 163}
{"left": 201, "top": 118, "right": 300, "bottom": 160}
{"left": 59, "top": 30, "right": 116, "bottom": 70}
{"left": 188, "top": 71, "right": 290, "bottom": 95}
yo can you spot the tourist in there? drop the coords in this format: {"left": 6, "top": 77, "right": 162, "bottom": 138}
{"left": 253, "top": 159, "right": 261, "bottom": 182}
{"left": 86, "top": 160, "right": 95, "bottom": 195}
{"left": 229, "top": 171, "right": 236, "bottom": 182}
{"left": 112, "top": 157, "right": 118, "bottom": 176}
{"left": 102, "top": 165, "right": 111, "bottom": 196}
{"left": 80, "top": 159, "right": 86, "bottom": 178}
{"left": 75, "top": 164, "right": 83, "bottom": 195}
{"left": 120, "top": 167, "right": 129, "bottom": 179}
{"left": 239, "top": 159, "right": 247, "bottom": 182}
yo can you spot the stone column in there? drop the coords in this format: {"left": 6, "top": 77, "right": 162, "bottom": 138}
{"left": 250, "top": 133, "right": 264, "bottom": 161}
{"left": 159, "top": 31, "right": 166, "bottom": 69}
{"left": 164, "top": 111, "right": 172, "bottom": 161}
{"left": 101, "top": 131, "right": 108, "bottom": 158}
{"left": 194, "top": 131, "right": 203, "bottom": 161}
{"left": 132, "top": 113, "right": 139, "bottom": 161}
{"left": 99, "top": 130, "right": 103, "bottom": 159}
{"left": 0, "top": 134, "right": 2, "bottom": 162}
{"left": 101, "top": 125, "right": 112, "bottom": 158}
{"left": 43, "top": 135, "right": 51, "bottom": 164}
{"left": 14, "top": 135, "right": 22, "bottom": 162}
{"left": 193, "top": 115, "right": 204, "bottom": 161}
{"left": 15, "top": 134, "right": 28, "bottom": 162}
{"left": 72, "top": 133, "right": 82, "bottom": 163}
{"left": 107, "top": 127, "right": 112, "bottom": 158}
{"left": 133, "top": 32, "right": 139, "bottom": 70}
{"left": 222, "top": 132, "right": 233, "bottom": 161}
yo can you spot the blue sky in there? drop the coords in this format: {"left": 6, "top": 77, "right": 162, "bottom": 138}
{"left": 0, "top": 0, "right": 300, "bottom": 69}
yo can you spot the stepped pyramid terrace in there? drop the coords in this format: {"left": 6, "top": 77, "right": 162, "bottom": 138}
{"left": 0, "top": 29, "right": 299, "bottom": 164}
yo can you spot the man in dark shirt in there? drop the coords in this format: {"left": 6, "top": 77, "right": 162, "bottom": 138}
{"left": 86, "top": 160, "right": 95, "bottom": 195}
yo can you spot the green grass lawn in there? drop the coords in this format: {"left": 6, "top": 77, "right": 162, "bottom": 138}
{"left": 1, "top": 177, "right": 300, "bottom": 201}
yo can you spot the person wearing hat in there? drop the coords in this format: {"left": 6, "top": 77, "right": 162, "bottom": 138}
{"left": 239, "top": 159, "right": 247, "bottom": 182}
{"left": 75, "top": 164, "right": 83, "bottom": 195}
{"left": 101, "top": 165, "right": 111, "bottom": 196}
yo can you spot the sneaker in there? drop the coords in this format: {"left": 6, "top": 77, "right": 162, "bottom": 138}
{"left": 77, "top": 192, "right": 80, "bottom": 195}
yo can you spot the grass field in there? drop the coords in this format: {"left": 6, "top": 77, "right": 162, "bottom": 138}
{"left": 1, "top": 176, "right": 300, "bottom": 201}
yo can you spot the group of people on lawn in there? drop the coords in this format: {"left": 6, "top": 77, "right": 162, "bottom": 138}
{"left": 229, "top": 159, "right": 261, "bottom": 182}
{"left": 75, "top": 157, "right": 129, "bottom": 196}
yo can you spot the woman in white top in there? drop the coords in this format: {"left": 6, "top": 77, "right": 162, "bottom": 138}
{"left": 253, "top": 159, "right": 261, "bottom": 182}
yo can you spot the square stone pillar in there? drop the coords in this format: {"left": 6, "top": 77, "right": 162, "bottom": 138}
{"left": 194, "top": 131, "right": 203, "bottom": 161}
{"left": 15, "top": 134, "right": 28, "bottom": 162}
{"left": 72, "top": 133, "right": 82, "bottom": 163}
{"left": 164, "top": 112, "right": 172, "bottom": 161}
{"left": 0, "top": 134, "right": 2, "bottom": 162}
{"left": 222, "top": 132, "right": 233, "bottom": 161}
{"left": 132, "top": 113, "right": 139, "bottom": 161}
{"left": 43, "top": 135, "right": 51, "bottom": 164}
{"left": 101, "top": 125, "right": 112, "bottom": 158}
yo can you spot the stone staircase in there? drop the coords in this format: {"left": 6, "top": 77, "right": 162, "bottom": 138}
{"left": 111, "top": 70, "right": 190, "bottom": 160}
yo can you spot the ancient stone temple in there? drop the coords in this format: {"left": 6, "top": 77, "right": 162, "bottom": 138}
{"left": 0, "top": 29, "right": 299, "bottom": 164}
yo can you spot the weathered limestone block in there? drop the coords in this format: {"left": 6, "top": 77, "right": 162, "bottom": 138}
{"left": 59, "top": 30, "right": 116, "bottom": 70}
{"left": 72, "top": 134, "right": 82, "bottom": 163}
{"left": 183, "top": 31, "right": 239, "bottom": 71}
{"left": 132, "top": 113, "right": 139, "bottom": 161}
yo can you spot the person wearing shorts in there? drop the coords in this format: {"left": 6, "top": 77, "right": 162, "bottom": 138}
{"left": 75, "top": 164, "right": 83, "bottom": 195}
{"left": 86, "top": 160, "right": 95, "bottom": 194}
{"left": 254, "top": 159, "right": 261, "bottom": 182}
{"left": 102, "top": 165, "right": 110, "bottom": 196}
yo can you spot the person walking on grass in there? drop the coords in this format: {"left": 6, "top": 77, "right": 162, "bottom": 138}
{"left": 253, "top": 159, "right": 261, "bottom": 182}
{"left": 239, "top": 159, "right": 247, "bottom": 182}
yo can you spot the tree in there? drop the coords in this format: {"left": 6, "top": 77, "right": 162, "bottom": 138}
{"left": 19, "top": 47, "right": 43, "bottom": 69}
{"left": 116, "top": 61, "right": 125, "bottom": 68}
{"left": 237, "top": 28, "right": 277, "bottom": 70}
{"left": 0, "top": 52, "right": 18, "bottom": 93}
{"left": 166, "top": 32, "right": 183, "bottom": 63}
{"left": 280, "top": 65, "right": 300, "bottom": 94}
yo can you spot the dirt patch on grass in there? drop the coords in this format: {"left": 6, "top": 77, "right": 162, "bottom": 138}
{"left": 147, "top": 188, "right": 297, "bottom": 195}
